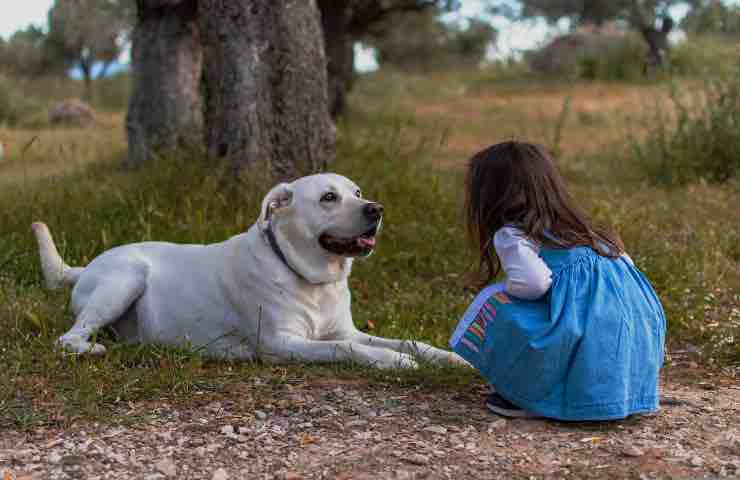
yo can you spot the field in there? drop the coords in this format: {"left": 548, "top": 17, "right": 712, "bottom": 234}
{"left": 0, "top": 68, "right": 739, "bottom": 478}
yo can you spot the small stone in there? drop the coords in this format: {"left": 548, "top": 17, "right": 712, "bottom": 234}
{"left": 487, "top": 419, "right": 507, "bottom": 432}
{"left": 406, "top": 454, "right": 429, "bottom": 466}
{"left": 396, "top": 470, "right": 412, "bottom": 480}
{"left": 689, "top": 456, "right": 704, "bottom": 467}
{"left": 255, "top": 410, "right": 267, "bottom": 421}
{"left": 155, "top": 458, "right": 177, "bottom": 477}
{"left": 622, "top": 447, "right": 645, "bottom": 458}
{"left": 423, "top": 426, "right": 447, "bottom": 435}
{"left": 284, "top": 472, "right": 302, "bottom": 480}
{"left": 212, "top": 467, "right": 229, "bottom": 480}
{"left": 345, "top": 420, "right": 368, "bottom": 428}
{"left": 62, "top": 455, "right": 85, "bottom": 465}
{"left": 320, "top": 405, "right": 339, "bottom": 416}
{"left": 48, "top": 452, "right": 62, "bottom": 464}
{"left": 220, "top": 425, "right": 235, "bottom": 435}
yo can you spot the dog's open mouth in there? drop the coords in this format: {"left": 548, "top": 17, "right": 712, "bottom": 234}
{"left": 319, "top": 224, "right": 379, "bottom": 257}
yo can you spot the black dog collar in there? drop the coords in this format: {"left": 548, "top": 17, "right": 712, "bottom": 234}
{"left": 264, "top": 224, "right": 305, "bottom": 281}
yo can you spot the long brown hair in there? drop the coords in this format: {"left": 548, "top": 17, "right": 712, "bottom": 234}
{"left": 465, "top": 141, "right": 624, "bottom": 287}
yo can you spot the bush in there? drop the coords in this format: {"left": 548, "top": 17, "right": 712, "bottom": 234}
{"left": 0, "top": 76, "right": 44, "bottom": 127}
{"left": 529, "top": 32, "right": 647, "bottom": 81}
{"left": 632, "top": 73, "right": 740, "bottom": 185}
{"left": 576, "top": 34, "right": 647, "bottom": 81}
{"left": 669, "top": 35, "right": 740, "bottom": 77}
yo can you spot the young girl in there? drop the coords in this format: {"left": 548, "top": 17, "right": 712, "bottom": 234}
{"left": 450, "top": 141, "right": 666, "bottom": 421}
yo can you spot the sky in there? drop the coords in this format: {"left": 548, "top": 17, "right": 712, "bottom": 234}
{"left": 0, "top": 0, "right": 53, "bottom": 39}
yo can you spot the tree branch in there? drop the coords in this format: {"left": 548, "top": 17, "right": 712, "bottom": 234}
{"left": 348, "top": 0, "right": 440, "bottom": 35}
{"left": 630, "top": 0, "right": 651, "bottom": 30}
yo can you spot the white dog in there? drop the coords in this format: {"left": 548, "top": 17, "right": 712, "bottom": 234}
{"left": 32, "top": 173, "right": 466, "bottom": 369}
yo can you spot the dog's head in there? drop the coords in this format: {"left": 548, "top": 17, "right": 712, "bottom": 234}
{"left": 258, "top": 173, "right": 383, "bottom": 284}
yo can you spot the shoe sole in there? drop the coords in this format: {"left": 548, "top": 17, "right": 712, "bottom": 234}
{"left": 486, "top": 402, "right": 538, "bottom": 418}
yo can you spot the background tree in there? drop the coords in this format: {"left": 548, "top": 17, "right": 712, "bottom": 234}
{"left": 125, "top": 0, "right": 202, "bottom": 167}
{"left": 365, "top": 8, "right": 496, "bottom": 71}
{"left": 0, "top": 26, "right": 66, "bottom": 77}
{"left": 682, "top": 0, "right": 740, "bottom": 36}
{"left": 198, "top": 0, "right": 335, "bottom": 177}
{"left": 489, "top": 0, "right": 686, "bottom": 70}
{"left": 47, "top": 0, "right": 134, "bottom": 99}
{"left": 316, "top": 0, "right": 459, "bottom": 117}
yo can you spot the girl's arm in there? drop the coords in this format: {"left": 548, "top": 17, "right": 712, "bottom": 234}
{"left": 493, "top": 227, "right": 552, "bottom": 300}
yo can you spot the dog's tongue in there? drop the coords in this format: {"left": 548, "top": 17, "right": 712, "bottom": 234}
{"left": 357, "top": 236, "right": 376, "bottom": 249}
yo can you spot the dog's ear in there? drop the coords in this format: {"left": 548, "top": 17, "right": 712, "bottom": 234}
{"left": 259, "top": 182, "right": 294, "bottom": 230}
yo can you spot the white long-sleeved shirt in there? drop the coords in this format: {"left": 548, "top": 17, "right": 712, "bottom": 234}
{"left": 493, "top": 226, "right": 553, "bottom": 300}
{"left": 493, "top": 226, "right": 634, "bottom": 300}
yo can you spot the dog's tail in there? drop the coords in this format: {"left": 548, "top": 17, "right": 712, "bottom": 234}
{"left": 31, "top": 222, "right": 83, "bottom": 289}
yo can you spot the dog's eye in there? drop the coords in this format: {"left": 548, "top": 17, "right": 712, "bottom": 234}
{"left": 321, "top": 192, "right": 338, "bottom": 203}
{"left": 355, "top": 190, "right": 362, "bottom": 198}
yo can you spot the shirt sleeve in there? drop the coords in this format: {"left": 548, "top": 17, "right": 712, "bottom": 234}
{"left": 493, "top": 227, "right": 553, "bottom": 300}
{"left": 621, "top": 253, "right": 635, "bottom": 266}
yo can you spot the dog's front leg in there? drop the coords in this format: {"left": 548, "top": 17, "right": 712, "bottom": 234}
{"left": 347, "top": 332, "right": 470, "bottom": 367}
{"left": 260, "top": 334, "right": 418, "bottom": 369}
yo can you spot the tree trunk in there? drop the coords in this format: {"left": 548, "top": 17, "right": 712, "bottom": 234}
{"left": 640, "top": 26, "right": 670, "bottom": 72}
{"left": 199, "top": 0, "right": 336, "bottom": 178}
{"left": 318, "top": 0, "right": 356, "bottom": 118}
{"left": 79, "top": 60, "right": 93, "bottom": 102}
{"left": 126, "top": 0, "right": 203, "bottom": 168}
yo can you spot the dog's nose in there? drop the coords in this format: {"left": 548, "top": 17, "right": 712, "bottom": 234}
{"left": 364, "top": 202, "right": 384, "bottom": 220}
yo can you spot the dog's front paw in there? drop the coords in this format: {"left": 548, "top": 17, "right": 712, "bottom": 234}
{"left": 443, "top": 352, "right": 472, "bottom": 368}
{"left": 57, "top": 337, "right": 107, "bottom": 356}
{"left": 380, "top": 353, "right": 418, "bottom": 370}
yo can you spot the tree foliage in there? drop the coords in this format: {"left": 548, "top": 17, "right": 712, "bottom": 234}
{"left": 490, "top": 0, "right": 690, "bottom": 70}
{"left": 682, "top": 0, "right": 740, "bottom": 35}
{"left": 490, "top": 0, "right": 682, "bottom": 28}
{"left": 366, "top": 9, "right": 497, "bottom": 70}
{"left": 316, "top": 0, "right": 461, "bottom": 116}
{"left": 0, "top": 26, "right": 66, "bottom": 76}
{"left": 47, "top": 0, "right": 134, "bottom": 97}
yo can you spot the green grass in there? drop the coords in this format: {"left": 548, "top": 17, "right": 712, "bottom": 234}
{"left": 1, "top": 69, "right": 739, "bottom": 430}
{"left": 632, "top": 75, "right": 740, "bottom": 185}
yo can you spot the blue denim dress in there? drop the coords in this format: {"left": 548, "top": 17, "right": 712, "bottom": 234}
{"left": 450, "top": 245, "right": 666, "bottom": 421}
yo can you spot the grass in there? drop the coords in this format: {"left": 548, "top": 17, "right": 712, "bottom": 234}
{"left": 632, "top": 76, "right": 740, "bottom": 185}
{"left": 1, "top": 68, "right": 738, "bottom": 429}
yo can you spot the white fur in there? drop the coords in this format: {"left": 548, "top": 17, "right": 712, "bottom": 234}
{"left": 33, "top": 173, "right": 467, "bottom": 369}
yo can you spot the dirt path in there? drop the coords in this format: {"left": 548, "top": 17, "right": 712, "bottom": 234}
{"left": 3, "top": 368, "right": 739, "bottom": 480}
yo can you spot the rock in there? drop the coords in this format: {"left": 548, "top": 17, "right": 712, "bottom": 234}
{"left": 395, "top": 470, "right": 412, "bottom": 480}
{"left": 423, "top": 426, "right": 447, "bottom": 435}
{"left": 283, "top": 472, "right": 302, "bottom": 480}
{"left": 406, "top": 454, "right": 429, "bottom": 466}
{"left": 155, "top": 458, "right": 177, "bottom": 477}
{"left": 345, "top": 419, "right": 368, "bottom": 428}
{"left": 48, "top": 452, "right": 63, "bottom": 464}
{"left": 61, "top": 455, "right": 85, "bottom": 465}
{"left": 255, "top": 410, "right": 267, "bottom": 420}
{"left": 212, "top": 467, "right": 229, "bottom": 480}
{"left": 689, "top": 456, "right": 704, "bottom": 467}
{"left": 220, "top": 425, "right": 235, "bottom": 435}
{"left": 487, "top": 419, "right": 507, "bottom": 432}
{"left": 622, "top": 447, "right": 645, "bottom": 457}
{"left": 48, "top": 99, "right": 95, "bottom": 127}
